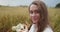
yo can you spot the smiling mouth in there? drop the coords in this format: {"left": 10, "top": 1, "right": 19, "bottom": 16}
{"left": 33, "top": 18, "right": 37, "bottom": 20}
{"left": 33, "top": 17, "right": 38, "bottom": 19}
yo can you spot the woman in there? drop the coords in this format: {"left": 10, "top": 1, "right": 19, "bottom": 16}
{"left": 28, "top": 1, "right": 53, "bottom": 32}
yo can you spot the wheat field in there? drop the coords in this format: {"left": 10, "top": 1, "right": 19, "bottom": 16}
{"left": 0, "top": 6, "right": 60, "bottom": 32}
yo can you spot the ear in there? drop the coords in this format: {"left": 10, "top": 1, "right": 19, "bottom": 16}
{"left": 24, "top": 21, "right": 30, "bottom": 28}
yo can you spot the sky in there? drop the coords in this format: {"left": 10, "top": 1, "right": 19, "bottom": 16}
{"left": 0, "top": 0, "right": 60, "bottom": 7}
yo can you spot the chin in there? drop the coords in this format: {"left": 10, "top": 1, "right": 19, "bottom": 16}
{"left": 32, "top": 20, "right": 39, "bottom": 24}
{"left": 33, "top": 21, "right": 37, "bottom": 24}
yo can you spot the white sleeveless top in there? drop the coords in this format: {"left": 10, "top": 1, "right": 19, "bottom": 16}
{"left": 29, "top": 24, "right": 53, "bottom": 32}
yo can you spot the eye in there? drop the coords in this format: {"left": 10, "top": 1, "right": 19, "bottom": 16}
{"left": 35, "top": 10, "right": 40, "bottom": 13}
{"left": 21, "top": 28, "right": 23, "bottom": 30}
{"left": 24, "top": 26, "right": 25, "bottom": 29}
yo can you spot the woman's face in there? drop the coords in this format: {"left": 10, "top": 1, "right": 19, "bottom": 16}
{"left": 29, "top": 4, "right": 40, "bottom": 24}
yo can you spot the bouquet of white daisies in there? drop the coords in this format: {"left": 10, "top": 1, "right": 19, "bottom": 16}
{"left": 12, "top": 23, "right": 28, "bottom": 32}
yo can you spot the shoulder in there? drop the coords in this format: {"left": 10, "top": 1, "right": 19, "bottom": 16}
{"left": 43, "top": 25, "right": 53, "bottom": 32}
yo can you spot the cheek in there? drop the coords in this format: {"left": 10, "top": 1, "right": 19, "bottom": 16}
{"left": 36, "top": 13, "right": 40, "bottom": 17}
{"left": 36, "top": 13, "right": 40, "bottom": 19}
{"left": 30, "top": 14, "right": 32, "bottom": 18}
{"left": 29, "top": 13, "right": 40, "bottom": 20}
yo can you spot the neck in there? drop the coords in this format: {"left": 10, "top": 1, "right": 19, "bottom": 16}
{"left": 33, "top": 23, "right": 38, "bottom": 28}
